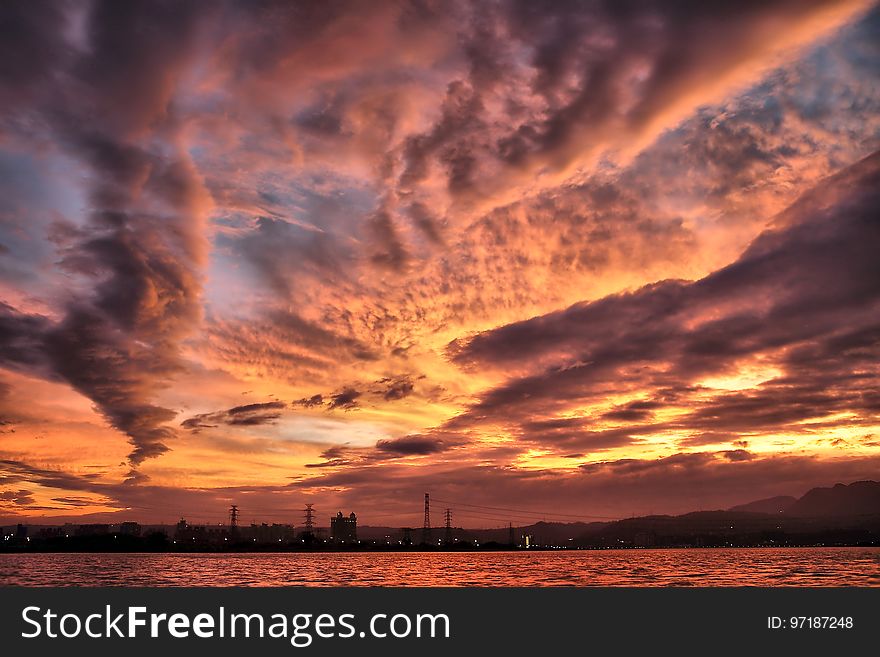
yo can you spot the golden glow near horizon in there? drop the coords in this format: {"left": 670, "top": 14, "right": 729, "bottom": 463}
{"left": 1, "top": 0, "right": 879, "bottom": 523}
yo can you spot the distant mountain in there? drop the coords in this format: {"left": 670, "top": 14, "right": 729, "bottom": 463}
{"left": 728, "top": 480, "right": 880, "bottom": 518}
{"left": 728, "top": 496, "right": 797, "bottom": 514}
{"left": 786, "top": 480, "right": 880, "bottom": 517}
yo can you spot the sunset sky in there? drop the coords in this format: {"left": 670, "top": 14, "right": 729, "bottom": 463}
{"left": 1, "top": 0, "right": 879, "bottom": 528}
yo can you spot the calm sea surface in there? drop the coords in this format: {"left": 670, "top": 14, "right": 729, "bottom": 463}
{"left": 1, "top": 548, "right": 878, "bottom": 586}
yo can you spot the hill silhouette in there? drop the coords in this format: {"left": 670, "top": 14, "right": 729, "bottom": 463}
{"left": 727, "top": 480, "right": 880, "bottom": 518}
{"left": 728, "top": 496, "right": 796, "bottom": 514}
{"left": 785, "top": 480, "right": 880, "bottom": 517}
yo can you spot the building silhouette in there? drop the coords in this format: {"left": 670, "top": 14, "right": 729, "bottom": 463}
{"left": 76, "top": 524, "right": 109, "bottom": 536}
{"left": 330, "top": 511, "right": 357, "bottom": 543}
{"left": 119, "top": 521, "right": 141, "bottom": 536}
{"left": 244, "top": 523, "right": 296, "bottom": 544}
{"left": 174, "top": 518, "right": 227, "bottom": 546}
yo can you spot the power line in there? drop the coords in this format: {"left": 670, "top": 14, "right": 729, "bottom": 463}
{"left": 431, "top": 497, "right": 619, "bottom": 521}
{"left": 449, "top": 510, "right": 547, "bottom": 525}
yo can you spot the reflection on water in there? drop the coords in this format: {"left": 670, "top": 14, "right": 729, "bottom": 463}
{"left": 1, "top": 548, "right": 878, "bottom": 586}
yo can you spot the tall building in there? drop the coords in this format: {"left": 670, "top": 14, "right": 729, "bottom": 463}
{"left": 330, "top": 511, "right": 357, "bottom": 543}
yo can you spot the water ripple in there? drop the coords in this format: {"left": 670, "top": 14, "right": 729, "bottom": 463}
{"left": 0, "top": 548, "right": 878, "bottom": 587}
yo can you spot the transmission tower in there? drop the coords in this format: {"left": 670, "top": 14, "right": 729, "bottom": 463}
{"left": 422, "top": 493, "right": 431, "bottom": 545}
{"left": 229, "top": 505, "right": 239, "bottom": 536}
{"left": 444, "top": 508, "right": 452, "bottom": 544}
{"left": 303, "top": 503, "right": 315, "bottom": 538}
{"left": 508, "top": 522, "right": 515, "bottom": 546}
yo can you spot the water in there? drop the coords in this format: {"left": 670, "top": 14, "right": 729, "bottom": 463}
{"left": 1, "top": 548, "right": 878, "bottom": 586}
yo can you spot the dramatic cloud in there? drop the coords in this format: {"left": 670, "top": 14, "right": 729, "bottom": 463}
{"left": 1, "top": 0, "right": 878, "bottom": 524}
{"left": 2, "top": 1, "right": 213, "bottom": 467}
{"left": 294, "top": 395, "right": 324, "bottom": 409}
{"left": 0, "top": 489, "right": 35, "bottom": 507}
{"left": 181, "top": 401, "right": 287, "bottom": 431}
{"left": 328, "top": 388, "right": 362, "bottom": 411}
{"left": 376, "top": 435, "right": 446, "bottom": 456}
{"left": 447, "top": 150, "right": 880, "bottom": 455}
{"left": 0, "top": 302, "right": 50, "bottom": 371}
{"left": 377, "top": 376, "right": 416, "bottom": 401}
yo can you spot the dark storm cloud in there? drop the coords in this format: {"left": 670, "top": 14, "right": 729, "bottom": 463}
{"left": 44, "top": 303, "right": 188, "bottom": 466}
{"left": 0, "top": 0, "right": 212, "bottom": 466}
{"left": 0, "top": 302, "right": 51, "bottom": 371}
{"left": 181, "top": 401, "right": 287, "bottom": 431}
{"left": 447, "top": 150, "right": 880, "bottom": 447}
